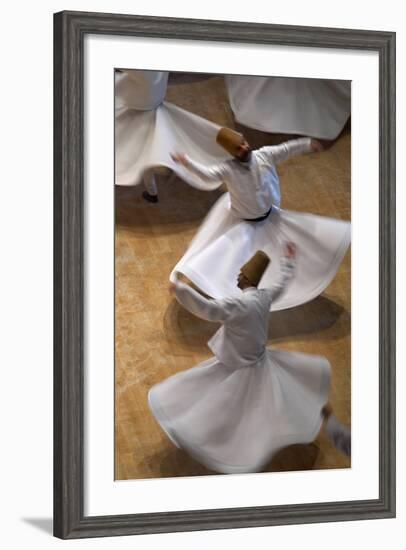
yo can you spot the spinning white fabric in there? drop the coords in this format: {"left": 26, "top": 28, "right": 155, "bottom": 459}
{"left": 115, "top": 70, "right": 169, "bottom": 111}
{"left": 226, "top": 76, "right": 351, "bottom": 140}
{"left": 115, "top": 70, "right": 229, "bottom": 188}
{"left": 170, "top": 195, "right": 350, "bottom": 311}
{"left": 149, "top": 264, "right": 331, "bottom": 474}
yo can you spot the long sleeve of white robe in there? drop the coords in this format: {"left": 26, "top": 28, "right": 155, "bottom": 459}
{"left": 173, "top": 282, "right": 236, "bottom": 323}
{"left": 180, "top": 157, "right": 229, "bottom": 184}
{"left": 182, "top": 137, "right": 312, "bottom": 184}
{"left": 256, "top": 138, "right": 312, "bottom": 165}
{"left": 266, "top": 258, "right": 296, "bottom": 302}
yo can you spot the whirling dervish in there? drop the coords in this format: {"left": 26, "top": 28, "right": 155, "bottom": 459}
{"left": 170, "top": 127, "right": 351, "bottom": 311}
{"left": 115, "top": 69, "right": 231, "bottom": 202}
{"left": 225, "top": 75, "right": 351, "bottom": 140}
{"left": 149, "top": 245, "right": 350, "bottom": 474}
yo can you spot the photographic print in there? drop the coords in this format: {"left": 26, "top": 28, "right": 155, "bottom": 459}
{"left": 114, "top": 69, "right": 351, "bottom": 480}
{"left": 54, "top": 11, "right": 395, "bottom": 538}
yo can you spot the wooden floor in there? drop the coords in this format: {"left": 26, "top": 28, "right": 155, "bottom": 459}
{"left": 115, "top": 74, "right": 351, "bottom": 480}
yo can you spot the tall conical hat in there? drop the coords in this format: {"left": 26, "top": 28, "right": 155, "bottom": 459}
{"left": 216, "top": 127, "right": 245, "bottom": 156}
{"left": 240, "top": 251, "right": 271, "bottom": 286}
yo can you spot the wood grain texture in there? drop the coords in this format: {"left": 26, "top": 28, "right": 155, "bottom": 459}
{"left": 54, "top": 12, "right": 84, "bottom": 539}
{"left": 53, "top": 10, "right": 396, "bottom": 539}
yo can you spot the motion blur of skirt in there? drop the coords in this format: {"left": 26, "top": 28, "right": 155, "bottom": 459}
{"left": 226, "top": 76, "right": 351, "bottom": 140}
{"left": 115, "top": 70, "right": 229, "bottom": 189}
{"left": 149, "top": 349, "right": 331, "bottom": 474}
{"left": 170, "top": 193, "right": 351, "bottom": 312}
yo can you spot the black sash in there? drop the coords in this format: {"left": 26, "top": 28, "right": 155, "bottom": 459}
{"left": 244, "top": 205, "right": 273, "bottom": 223}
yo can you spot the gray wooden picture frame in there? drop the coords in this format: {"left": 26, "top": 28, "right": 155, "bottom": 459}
{"left": 54, "top": 10, "right": 396, "bottom": 540}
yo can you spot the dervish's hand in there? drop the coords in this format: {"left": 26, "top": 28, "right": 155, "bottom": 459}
{"left": 283, "top": 241, "right": 297, "bottom": 259}
{"left": 310, "top": 138, "right": 334, "bottom": 152}
{"left": 168, "top": 281, "right": 177, "bottom": 294}
{"left": 310, "top": 139, "right": 325, "bottom": 153}
{"left": 321, "top": 402, "right": 333, "bottom": 419}
{"left": 169, "top": 272, "right": 179, "bottom": 293}
{"left": 171, "top": 153, "right": 187, "bottom": 165}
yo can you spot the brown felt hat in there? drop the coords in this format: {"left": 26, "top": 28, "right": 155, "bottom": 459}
{"left": 216, "top": 127, "right": 245, "bottom": 156}
{"left": 240, "top": 251, "right": 271, "bottom": 286}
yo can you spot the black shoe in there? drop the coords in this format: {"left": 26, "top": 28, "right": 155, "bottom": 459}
{"left": 142, "top": 191, "right": 159, "bottom": 203}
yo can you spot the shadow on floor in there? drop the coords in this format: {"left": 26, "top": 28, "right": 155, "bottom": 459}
{"left": 265, "top": 443, "right": 321, "bottom": 473}
{"left": 142, "top": 444, "right": 213, "bottom": 479}
{"left": 269, "top": 295, "right": 350, "bottom": 343}
{"left": 163, "top": 294, "right": 350, "bottom": 352}
{"left": 116, "top": 176, "right": 224, "bottom": 233}
{"left": 133, "top": 441, "right": 323, "bottom": 481}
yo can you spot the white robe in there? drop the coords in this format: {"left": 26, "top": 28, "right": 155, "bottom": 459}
{"left": 182, "top": 138, "right": 311, "bottom": 219}
{"left": 149, "top": 264, "right": 331, "bottom": 474}
{"left": 170, "top": 144, "right": 350, "bottom": 311}
{"left": 226, "top": 76, "right": 351, "bottom": 140}
{"left": 115, "top": 70, "right": 230, "bottom": 189}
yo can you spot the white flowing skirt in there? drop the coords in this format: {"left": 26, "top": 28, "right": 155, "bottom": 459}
{"left": 115, "top": 101, "right": 229, "bottom": 189}
{"left": 226, "top": 76, "right": 351, "bottom": 140}
{"left": 115, "top": 70, "right": 169, "bottom": 111}
{"left": 149, "top": 349, "right": 331, "bottom": 474}
{"left": 170, "top": 193, "right": 351, "bottom": 311}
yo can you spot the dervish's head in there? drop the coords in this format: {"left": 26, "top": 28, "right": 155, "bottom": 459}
{"left": 237, "top": 250, "right": 271, "bottom": 290}
{"left": 216, "top": 127, "right": 252, "bottom": 162}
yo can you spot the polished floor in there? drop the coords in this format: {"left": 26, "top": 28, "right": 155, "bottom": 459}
{"left": 115, "top": 74, "right": 351, "bottom": 480}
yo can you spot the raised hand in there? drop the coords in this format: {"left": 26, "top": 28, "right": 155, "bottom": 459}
{"left": 168, "top": 281, "right": 177, "bottom": 294}
{"left": 169, "top": 272, "right": 179, "bottom": 293}
{"left": 310, "top": 138, "right": 334, "bottom": 152}
{"left": 170, "top": 152, "right": 187, "bottom": 165}
{"left": 283, "top": 241, "right": 297, "bottom": 259}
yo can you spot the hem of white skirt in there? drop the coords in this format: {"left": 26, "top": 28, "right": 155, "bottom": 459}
{"left": 116, "top": 163, "right": 225, "bottom": 190}
{"left": 148, "top": 389, "right": 182, "bottom": 449}
{"left": 174, "top": 222, "right": 351, "bottom": 310}
{"left": 174, "top": 263, "right": 221, "bottom": 299}
{"left": 147, "top": 357, "right": 331, "bottom": 475}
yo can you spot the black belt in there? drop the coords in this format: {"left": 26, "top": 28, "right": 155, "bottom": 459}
{"left": 244, "top": 205, "right": 272, "bottom": 223}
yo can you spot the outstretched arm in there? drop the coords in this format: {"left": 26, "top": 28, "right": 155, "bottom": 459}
{"left": 171, "top": 153, "right": 229, "bottom": 184}
{"left": 268, "top": 242, "right": 297, "bottom": 302}
{"left": 170, "top": 278, "right": 233, "bottom": 323}
{"left": 257, "top": 137, "right": 323, "bottom": 166}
